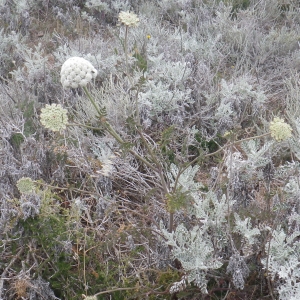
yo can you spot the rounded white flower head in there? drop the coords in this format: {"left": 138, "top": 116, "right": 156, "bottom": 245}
{"left": 118, "top": 11, "right": 139, "bottom": 27}
{"left": 60, "top": 57, "right": 97, "bottom": 88}
{"left": 17, "top": 177, "right": 35, "bottom": 194}
{"left": 40, "top": 103, "right": 68, "bottom": 132}
{"left": 269, "top": 117, "right": 292, "bottom": 142}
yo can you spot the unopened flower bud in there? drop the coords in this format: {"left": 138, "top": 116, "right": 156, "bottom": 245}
{"left": 61, "top": 57, "right": 97, "bottom": 88}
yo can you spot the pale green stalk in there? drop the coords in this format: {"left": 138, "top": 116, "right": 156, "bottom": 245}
{"left": 83, "top": 86, "right": 102, "bottom": 117}
{"left": 124, "top": 25, "right": 129, "bottom": 75}
{"left": 79, "top": 86, "right": 160, "bottom": 173}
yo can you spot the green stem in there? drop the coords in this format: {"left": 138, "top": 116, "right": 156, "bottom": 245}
{"left": 168, "top": 165, "right": 184, "bottom": 232}
{"left": 70, "top": 122, "right": 102, "bottom": 132}
{"left": 179, "top": 132, "right": 271, "bottom": 177}
{"left": 81, "top": 87, "right": 159, "bottom": 172}
{"left": 73, "top": 127, "right": 156, "bottom": 175}
{"left": 135, "top": 128, "right": 172, "bottom": 230}
{"left": 83, "top": 86, "right": 102, "bottom": 117}
{"left": 135, "top": 88, "right": 141, "bottom": 127}
{"left": 106, "top": 123, "right": 159, "bottom": 171}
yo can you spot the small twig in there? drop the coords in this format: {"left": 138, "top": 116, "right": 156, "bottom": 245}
{"left": 0, "top": 248, "right": 24, "bottom": 298}
{"left": 87, "top": 287, "right": 136, "bottom": 297}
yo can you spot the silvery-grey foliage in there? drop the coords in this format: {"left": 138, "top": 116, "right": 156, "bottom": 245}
{"left": 167, "top": 163, "right": 202, "bottom": 193}
{"left": 262, "top": 225, "right": 300, "bottom": 300}
{"left": 28, "top": 277, "right": 61, "bottom": 300}
{"left": 20, "top": 193, "right": 41, "bottom": 220}
{"left": 192, "top": 191, "right": 231, "bottom": 230}
{"left": 2, "top": 0, "right": 300, "bottom": 298}
{"left": 241, "top": 140, "right": 273, "bottom": 171}
{"left": 138, "top": 56, "right": 193, "bottom": 117}
{"left": 160, "top": 222, "right": 223, "bottom": 291}
{"left": 216, "top": 77, "right": 266, "bottom": 133}
{"left": 169, "top": 275, "right": 187, "bottom": 294}
{"left": 0, "top": 29, "right": 21, "bottom": 77}
{"left": 85, "top": 0, "right": 130, "bottom": 12}
{"left": 233, "top": 213, "right": 260, "bottom": 245}
{"left": 226, "top": 253, "right": 249, "bottom": 290}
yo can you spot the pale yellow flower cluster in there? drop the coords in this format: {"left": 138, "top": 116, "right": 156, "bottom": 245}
{"left": 40, "top": 103, "right": 68, "bottom": 132}
{"left": 118, "top": 11, "right": 139, "bottom": 27}
{"left": 269, "top": 117, "right": 292, "bottom": 142}
{"left": 17, "top": 177, "right": 35, "bottom": 194}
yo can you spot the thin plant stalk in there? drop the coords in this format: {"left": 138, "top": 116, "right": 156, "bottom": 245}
{"left": 79, "top": 89, "right": 160, "bottom": 172}
{"left": 124, "top": 25, "right": 129, "bottom": 75}
{"left": 82, "top": 86, "right": 102, "bottom": 117}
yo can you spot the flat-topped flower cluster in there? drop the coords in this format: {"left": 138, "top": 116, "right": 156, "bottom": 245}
{"left": 118, "top": 11, "right": 139, "bottom": 27}
{"left": 269, "top": 117, "right": 292, "bottom": 142}
{"left": 40, "top": 103, "right": 68, "bottom": 132}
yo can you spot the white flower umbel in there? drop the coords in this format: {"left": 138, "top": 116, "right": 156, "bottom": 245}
{"left": 60, "top": 57, "right": 98, "bottom": 88}
{"left": 270, "top": 117, "right": 292, "bottom": 142}
{"left": 40, "top": 103, "right": 68, "bottom": 132}
{"left": 17, "top": 177, "right": 35, "bottom": 194}
{"left": 118, "top": 11, "right": 139, "bottom": 27}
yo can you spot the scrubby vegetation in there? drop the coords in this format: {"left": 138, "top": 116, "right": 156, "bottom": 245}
{"left": 1, "top": 0, "right": 300, "bottom": 299}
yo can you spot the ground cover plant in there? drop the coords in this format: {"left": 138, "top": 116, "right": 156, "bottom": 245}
{"left": 2, "top": 0, "right": 300, "bottom": 299}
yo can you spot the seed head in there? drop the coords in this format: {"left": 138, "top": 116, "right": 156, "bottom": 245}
{"left": 118, "top": 11, "right": 139, "bottom": 27}
{"left": 269, "top": 117, "right": 292, "bottom": 142}
{"left": 40, "top": 103, "right": 68, "bottom": 132}
{"left": 61, "top": 57, "right": 97, "bottom": 88}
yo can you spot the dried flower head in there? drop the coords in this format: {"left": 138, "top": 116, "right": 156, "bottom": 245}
{"left": 96, "top": 155, "right": 116, "bottom": 177}
{"left": 17, "top": 177, "right": 35, "bottom": 194}
{"left": 118, "top": 11, "right": 139, "bottom": 27}
{"left": 40, "top": 103, "right": 68, "bottom": 132}
{"left": 13, "top": 278, "right": 30, "bottom": 299}
{"left": 269, "top": 117, "right": 292, "bottom": 142}
{"left": 61, "top": 57, "right": 98, "bottom": 88}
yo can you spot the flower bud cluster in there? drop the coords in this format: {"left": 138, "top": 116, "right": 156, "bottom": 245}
{"left": 40, "top": 103, "right": 68, "bottom": 132}
{"left": 61, "top": 57, "right": 97, "bottom": 88}
{"left": 269, "top": 117, "right": 292, "bottom": 142}
{"left": 118, "top": 11, "right": 139, "bottom": 27}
